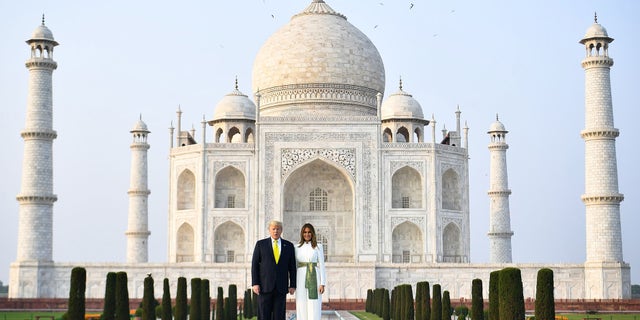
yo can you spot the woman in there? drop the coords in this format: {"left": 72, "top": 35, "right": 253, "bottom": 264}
{"left": 295, "top": 223, "right": 327, "bottom": 320}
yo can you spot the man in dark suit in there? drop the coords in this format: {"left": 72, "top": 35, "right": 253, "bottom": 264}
{"left": 252, "top": 220, "right": 297, "bottom": 320}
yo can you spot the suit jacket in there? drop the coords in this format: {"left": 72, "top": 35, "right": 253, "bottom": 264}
{"left": 251, "top": 237, "right": 297, "bottom": 294}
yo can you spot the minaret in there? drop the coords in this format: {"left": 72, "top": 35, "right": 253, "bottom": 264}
{"left": 580, "top": 15, "right": 630, "bottom": 299}
{"left": 126, "top": 116, "right": 151, "bottom": 263}
{"left": 580, "top": 14, "right": 624, "bottom": 264}
{"left": 487, "top": 115, "right": 513, "bottom": 263}
{"left": 16, "top": 17, "right": 59, "bottom": 263}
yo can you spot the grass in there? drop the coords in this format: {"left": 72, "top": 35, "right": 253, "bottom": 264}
{"left": 0, "top": 312, "right": 64, "bottom": 320}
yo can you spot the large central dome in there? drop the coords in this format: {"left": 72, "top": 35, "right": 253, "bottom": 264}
{"left": 252, "top": 0, "right": 386, "bottom": 117}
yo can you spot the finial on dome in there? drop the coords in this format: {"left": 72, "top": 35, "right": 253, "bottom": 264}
{"left": 496, "top": 113, "right": 499, "bottom": 121}
{"left": 594, "top": 12, "right": 598, "bottom": 23}
{"left": 139, "top": 113, "right": 143, "bottom": 121}
{"left": 399, "top": 76, "right": 403, "bottom": 91}
{"left": 235, "top": 76, "right": 239, "bottom": 90}
{"left": 42, "top": 14, "right": 45, "bottom": 25}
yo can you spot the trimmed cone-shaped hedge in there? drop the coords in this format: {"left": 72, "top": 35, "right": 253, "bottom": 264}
{"left": 68, "top": 267, "right": 86, "bottom": 320}
{"left": 190, "top": 278, "right": 202, "bottom": 320}
{"left": 161, "top": 278, "right": 172, "bottom": 320}
{"left": 471, "top": 278, "right": 484, "bottom": 320}
{"left": 535, "top": 268, "right": 555, "bottom": 320}
{"left": 498, "top": 267, "right": 525, "bottom": 320}
{"left": 488, "top": 271, "right": 499, "bottom": 320}
{"left": 415, "top": 281, "right": 430, "bottom": 320}
{"left": 142, "top": 275, "right": 156, "bottom": 320}
{"left": 226, "top": 284, "right": 238, "bottom": 320}
{"left": 366, "top": 289, "right": 373, "bottom": 313}
{"left": 115, "top": 272, "right": 130, "bottom": 320}
{"left": 381, "top": 288, "right": 390, "bottom": 320}
{"left": 442, "top": 290, "right": 451, "bottom": 320}
{"left": 215, "top": 287, "right": 224, "bottom": 320}
{"left": 251, "top": 291, "right": 259, "bottom": 319}
{"left": 102, "top": 272, "right": 117, "bottom": 320}
{"left": 175, "top": 277, "right": 188, "bottom": 320}
{"left": 243, "top": 289, "right": 252, "bottom": 319}
{"left": 201, "top": 279, "right": 211, "bottom": 320}
{"left": 430, "top": 284, "right": 442, "bottom": 320}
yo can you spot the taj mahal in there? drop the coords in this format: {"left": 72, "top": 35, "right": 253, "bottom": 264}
{"left": 9, "top": 0, "right": 631, "bottom": 299}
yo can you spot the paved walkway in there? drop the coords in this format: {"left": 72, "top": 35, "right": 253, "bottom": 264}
{"left": 287, "top": 310, "right": 360, "bottom": 320}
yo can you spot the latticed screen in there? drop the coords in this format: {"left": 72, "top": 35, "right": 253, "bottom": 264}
{"left": 309, "top": 187, "right": 328, "bottom": 211}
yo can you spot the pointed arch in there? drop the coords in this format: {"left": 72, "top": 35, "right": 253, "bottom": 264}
{"left": 228, "top": 127, "right": 241, "bottom": 143}
{"left": 382, "top": 127, "right": 393, "bottom": 142}
{"left": 245, "top": 127, "right": 254, "bottom": 143}
{"left": 214, "top": 221, "right": 245, "bottom": 263}
{"left": 392, "top": 221, "right": 423, "bottom": 263}
{"left": 392, "top": 166, "right": 423, "bottom": 208}
{"left": 214, "top": 166, "right": 245, "bottom": 208}
{"left": 176, "top": 223, "right": 195, "bottom": 262}
{"left": 177, "top": 169, "right": 196, "bottom": 210}
{"left": 414, "top": 127, "right": 423, "bottom": 142}
{"left": 396, "top": 127, "right": 409, "bottom": 142}
{"left": 283, "top": 158, "right": 354, "bottom": 262}
{"left": 442, "top": 222, "right": 462, "bottom": 262}
{"left": 442, "top": 168, "right": 461, "bottom": 210}
{"left": 215, "top": 128, "right": 224, "bottom": 143}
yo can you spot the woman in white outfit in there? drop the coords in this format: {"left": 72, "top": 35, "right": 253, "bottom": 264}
{"left": 295, "top": 223, "right": 327, "bottom": 320}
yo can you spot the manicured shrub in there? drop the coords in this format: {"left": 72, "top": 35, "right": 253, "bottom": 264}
{"left": 535, "top": 268, "right": 555, "bottom": 320}
{"left": 455, "top": 305, "right": 469, "bottom": 320}
{"left": 366, "top": 289, "right": 373, "bottom": 313}
{"left": 115, "top": 272, "right": 130, "bottom": 320}
{"left": 190, "top": 278, "right": 202, "bottom": 320}
{"left": 215, "top": 287, "right": 224, "bottom": 320}
{"left": 488, "top": 271, "right": 499, "bottom": 320}
{"left": 68, "top": 267, "right": 86, "bottom": 320}
{"left": 243, "top": 288, "right": 252, "bottom": 319}
{"left": 415, "top": 281, "right": 430, "bottom": 320}
{"left": 202, "top": 279, "right": 211, "bottom": 320}
{"left": 226, "top": 285, "right": 238, "bottom": 320}
{"left": 161, "top": 278, "right": 172, "bottom": 320}
{"left": 102, "top": 272, "right": 117, "bottom": 320}
{"left": 498, "top": 267, "right": 525, "bottom": 320}
{"left": 471, "top": 278, "right": 484, "bottom": 320}
{"left": 142, "top": 275, "right": 156, "bottom": 320}
{"left": 381, "top": 288, "right": 390, "bottom": 320}
{"left": 430, "top": 284, "right": 442, "bottom": 320}
{"left": 442, "top": 290, "right": 451, "bottom": 320}
{"left": 175, "top": 277, "right": 188, "bottom": 320}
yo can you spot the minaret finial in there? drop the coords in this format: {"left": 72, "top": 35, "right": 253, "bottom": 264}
{"left": 42, "top": 14, "right": 45, "bottom": 25}
{"left": 139, "top": 113, "right": 142, "bottom": 121}
{"left": 496, "top": 113, "right": 499, "bottom": 121}
{"left": 399, "top": 76, "right": 403, "bottom": 91}
{"left": 235, "top": 76, "right": 239, "bottom": 90}
{"left": 594, "top": 12, "right": 598, "bottom": 23}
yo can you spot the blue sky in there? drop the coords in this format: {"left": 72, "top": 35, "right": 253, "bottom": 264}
{"left": 1, "top": 0, "right": 639, "bottom": 287}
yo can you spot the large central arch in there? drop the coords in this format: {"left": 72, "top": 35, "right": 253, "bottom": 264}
{"left": 282, "top": 159, "right": 354, "bottom": 262}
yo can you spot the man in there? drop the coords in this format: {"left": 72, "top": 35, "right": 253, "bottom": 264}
{"left": 252, "top": 220, "right": 297, "bottom": 320}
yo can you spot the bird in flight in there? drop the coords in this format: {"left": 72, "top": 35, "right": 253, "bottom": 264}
{"left": 409, "top": 2, "right": 414, "bottom": 9}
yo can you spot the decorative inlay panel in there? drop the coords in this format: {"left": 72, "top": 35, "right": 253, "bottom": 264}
{"left": 281, "top": 148, "right": 356, "bottom": 180}
{"left": 390, "top": 161, "right": 424, "bottom": 175}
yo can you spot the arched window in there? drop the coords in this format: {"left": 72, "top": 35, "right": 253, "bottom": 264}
{"left": 397, "top": 127, "right": 409, "bottom": 142}
{"left": 229, "top": 127, "right": 241, "bottom": 143}
{"left": 309, "top": 187, "right": 328, "bottom": 211}
{"left": 442, "top": 169, "right": 461, "bottom": 210}
{"left": 383, "top": 128, "right": 393, "bottom": 142}
{"left": 391, "top": 166, "right": 423, "bottom": 209}
{"left": 215, "top": 166, "right": 245, "bottom": 208}
{"left": 176, "top": 223, "right": 195, "bottom": 262}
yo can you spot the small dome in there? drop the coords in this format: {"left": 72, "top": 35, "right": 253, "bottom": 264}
{"left": 381, "top": 88, "right": 424, "bottom": 120}
{"left": 584, "top": 23, "right": 609, "bottom": 39}
{"left": 32, "top": 25, "right": 55, "bottom": 41}
{"left": 131, "top": 118, "right": 150, "bottom": 133}
{"left": 488, "top": 119, "right": 507, "bottom": 133}
{"left": 212, "top": 88, "right": 256, "bottom": 121}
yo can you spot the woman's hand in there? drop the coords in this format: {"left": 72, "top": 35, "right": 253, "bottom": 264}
{"left": 319, "top": 285, "right": 325, "bottom": 294}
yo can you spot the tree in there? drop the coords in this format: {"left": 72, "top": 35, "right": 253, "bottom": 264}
{"left": 415, "top": 281, "right": 430, "bottom": 320}
{"left": 366, "top": 289, "right": 373, "bottom": 313}
{"left": 190, "top": 278, "right": 202, "bottom": 320}
{"left": 202, "top": 279, "right": 211, "bottom": 320}
{"left": 535, "top": 268, "right": 555, "bottom": 320}
{"left": 175, "top": 277, "right": 188, "bottom": 320}
{"left": 442, "top": 290, "right": 451, "bottom": 320}
{"left": 471, "top": 278, "right": 484, "bottom": 320}
{"left": 161, "top": 278, "right": 172, "bottom": 320}
{"left": 215, "top": 287, "right": 224, "bottom": 320}
{"left": 142, "top": 275, "right": 156, "bottom": 320}
{"left": 430, "top": 284, "right": 442, "bottom": 320}
{"left": 115, "top": 272, "right": 130, "bottom": 320}
{"left": 102, "top": 272, "right": 117, "bottom": 320}
{"left": 498, "top": 267, "right": 525, "bottom": 320}
{"left": 226, "top": 284, "right": 238, "bottom": 320}
{"left": 488, "top": 271, "right": 499, "bottom": 320}
{"left": 67, "top": 267, "right": 86, "bottom": 320}
{"left": 243, "top": 289, "right": 252, "bottom": 319}
{"left": 381, "top": 288, "right": 390, "bottom": 320}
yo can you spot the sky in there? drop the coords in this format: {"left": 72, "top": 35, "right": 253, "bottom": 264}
{"left": 1, "top": 0, "right": 639, "bottom": 287}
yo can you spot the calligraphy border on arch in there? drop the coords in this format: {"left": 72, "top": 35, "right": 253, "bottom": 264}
{"left": 281, "top": 148, "right": 356, "bottom": 181}
{"left": 390, "top": 160, "right": 424, "bottom": 176}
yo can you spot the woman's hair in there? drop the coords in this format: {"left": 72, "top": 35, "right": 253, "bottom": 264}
{"left": 298, "top": 223, "right": 318, "bottom": 248}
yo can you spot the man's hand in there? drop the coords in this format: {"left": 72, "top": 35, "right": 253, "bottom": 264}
{"left": 288, "top": 287, "right": 296, "bottom": 295}
{"left": 252, "top": 285, "right": 260, "bottom": 295}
